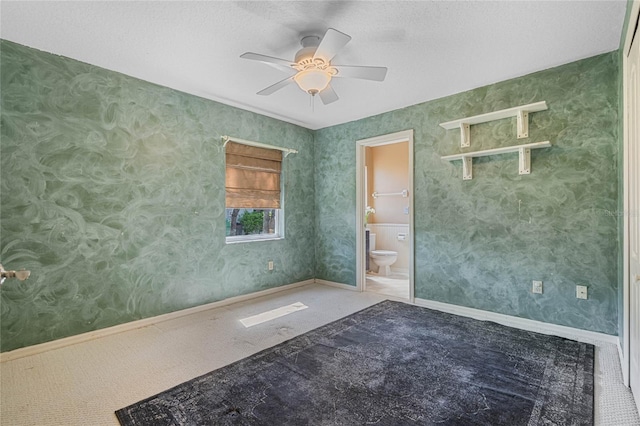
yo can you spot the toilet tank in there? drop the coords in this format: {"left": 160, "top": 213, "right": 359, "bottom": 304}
{"left": 369, "top": 233, "right": 376, "bottom": 251}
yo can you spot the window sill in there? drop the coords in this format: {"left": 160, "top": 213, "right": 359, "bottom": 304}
{"left": 225, "top": 235, "right": 284, "bottom": 244}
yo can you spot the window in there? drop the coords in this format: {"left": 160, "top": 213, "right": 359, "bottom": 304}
{"left": 225, "top": 141, "right": 283, "bottom": 242}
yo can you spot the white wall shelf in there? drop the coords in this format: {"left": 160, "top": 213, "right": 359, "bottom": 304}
{"left": 440, "top": 101, "right": 548, "bottom": 147}
{"left": 441, "top": 141, "right": 551, "bottom": 180}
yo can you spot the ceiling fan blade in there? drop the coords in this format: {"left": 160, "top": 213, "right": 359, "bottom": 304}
{"left": 313, "top": 28, "right": 351, "bottom": 62}
{"left": 257, "top": 76, "right": 295, "bottom": 96}
{"left": 319, "top": 84, "right": 339, "bottom": 105}
{"left": 240, "top": 52, "right": 296, "bottom": 72}
{"left": 333, "top": 65, "right": 388, "bottom": 81}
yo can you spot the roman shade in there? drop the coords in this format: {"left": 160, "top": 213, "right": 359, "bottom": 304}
{"left": 225, "top": 141, "right": 282, "bottom": 209}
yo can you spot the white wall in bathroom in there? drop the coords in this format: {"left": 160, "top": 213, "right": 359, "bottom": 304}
{"left": 367, "top": 223, "right": 410, "bottom": 270}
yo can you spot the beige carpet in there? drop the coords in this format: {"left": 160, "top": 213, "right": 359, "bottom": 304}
{"left": 1, "top": 283, "right": 638, "bottom": 425}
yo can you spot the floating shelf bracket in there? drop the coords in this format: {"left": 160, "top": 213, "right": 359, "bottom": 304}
{"left": 441, "top": 141, "right": 551, "bottom": 180}
{"left": 459, "top": 123, "right": 470, "bottom": 147}
{"left": 518, "top": 146, "right": 531, "bottom": 175}
{"left": 462, "top": 157, "right": 473, "bottom": 180}
{"left": 440, "top": 101, "right": 548, "bottom": 148}
{"left": 516, "top": 110, "right": 528, "bottom": 139}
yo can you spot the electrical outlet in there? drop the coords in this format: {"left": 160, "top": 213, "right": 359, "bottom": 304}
{"left": 268, "top": 261, "right": 274, "bottom": 271}
{"left": 576, "top": 285, "right": 588, "bottom": 300}
{"left": 532, "top": 280, "right": 543, "bottom": 294}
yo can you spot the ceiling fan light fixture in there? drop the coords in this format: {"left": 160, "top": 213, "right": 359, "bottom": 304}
{"left": 242, "top": 28, "right": 385, "bottom": 105}
{"left": 294, "top": 69, "right": 331, "bottom": 95}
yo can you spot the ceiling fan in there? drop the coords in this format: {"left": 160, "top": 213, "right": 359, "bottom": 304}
{"left": 240, "top": 28, "right": 387, "bottom": 105}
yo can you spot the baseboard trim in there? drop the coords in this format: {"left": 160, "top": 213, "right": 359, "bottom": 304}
{"left": 314, "top": 279, "right": 358, "bottom": 291}
{"left": 414, "top": 297, "right": 618, "bottom": 345}
{"left": 3, "top": 282, "right": 618, "bottom": 363}
{"left": 0, "top": 279, "right": 315, "bottom": 363}
{"left": 617, "top": 340, "right": 628, "bottom": 386}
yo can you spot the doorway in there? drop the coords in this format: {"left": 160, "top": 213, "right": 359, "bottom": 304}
{"left": 356, "top": 130, "right": 414, "bottom": 302}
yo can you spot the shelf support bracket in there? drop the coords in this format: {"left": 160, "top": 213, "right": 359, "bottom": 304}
{"left": 460, "top": 123, "right": 470, "bottom": 147}
{"left": 516, "top": 110, "right": 529, "bottom": 139}
{"left": 518, "top": 147, "right": 531, "bottom": 175}
{"left": 462, "top": 156, "right": 473, "bottom": 180}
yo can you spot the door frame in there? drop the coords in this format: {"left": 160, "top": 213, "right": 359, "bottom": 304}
{"left": 622, "top": 0, "right": 640, "bottom": 388}
{"left": 356, "top": 129, "right": 414, "bottom": 302}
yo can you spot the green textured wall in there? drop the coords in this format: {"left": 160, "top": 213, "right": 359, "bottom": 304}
{"left": 0, "top": 39, "right": 621, "bottom": 352}
{"left": 315, "top": 52, "right": 619, "bottom": 335}
{"left": 0, "top": 40, "right": 315, "bottom": 352}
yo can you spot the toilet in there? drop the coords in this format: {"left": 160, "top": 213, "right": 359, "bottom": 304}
{"left": 369, "top": 233, "right": 398, "bottom": 276}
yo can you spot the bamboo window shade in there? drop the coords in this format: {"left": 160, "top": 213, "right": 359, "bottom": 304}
{"left": 225, "top": 142, "right": 283, "bottom": 209}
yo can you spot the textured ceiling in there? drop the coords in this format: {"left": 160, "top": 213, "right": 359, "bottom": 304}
{"left": 0, "top": 1, "right": 627, "bottom": 130}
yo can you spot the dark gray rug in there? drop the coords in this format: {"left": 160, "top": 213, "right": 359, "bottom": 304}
{"left": 115, "top": 300, "right": 594, "bottom": 425}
